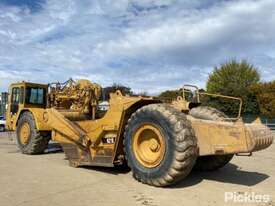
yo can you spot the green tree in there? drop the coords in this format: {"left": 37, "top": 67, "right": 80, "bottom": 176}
{"left": 103, "top": 83, "right": 133, "bottom": 100}
{"left": 206, "top": 60, "right": 260, "bottom": 116}
{"left": 158, "top": 88, "right": 195, "bottom": 103}
{"left": 159, "top": 89, "right": 181, "bottom": 99}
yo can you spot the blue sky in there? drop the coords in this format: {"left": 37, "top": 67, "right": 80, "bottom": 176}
{"left": 0, "top": 0, "right": 275, "bottom": 94}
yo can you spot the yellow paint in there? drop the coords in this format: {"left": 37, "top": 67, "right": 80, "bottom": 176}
{"left": 6, "top": 80, "right": 273, "bottom": 167}
{"left": 132, "top": 124, "right": 166, "bottom": 168}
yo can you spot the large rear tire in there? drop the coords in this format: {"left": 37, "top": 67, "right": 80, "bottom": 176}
{"left": 16, "top": 112, "right": 50, "bottom": 154}
{"left": 190, "top": 106, "right": 234, "bottom": 171}
{"left": 124, "top": 104, "right": 198, "bottom": 187}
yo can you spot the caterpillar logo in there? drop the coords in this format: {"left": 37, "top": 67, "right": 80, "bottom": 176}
{"left": 102, "top": 137, "right": 115, "bottom": 144}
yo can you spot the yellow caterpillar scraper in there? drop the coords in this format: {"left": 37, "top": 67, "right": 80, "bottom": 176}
{"left": 6, "top": 79, "right": 273, "bottom": 186}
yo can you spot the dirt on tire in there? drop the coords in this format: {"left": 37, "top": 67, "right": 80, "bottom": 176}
{"left": 16, "top": 111, "right": 50, "bottom": 154}
{"left": 124, "top": 104, "right": 198, "bottom": 187}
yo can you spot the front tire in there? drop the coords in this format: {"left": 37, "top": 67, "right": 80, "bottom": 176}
{"left": 124, "top": 104, "right": 198, "bottom": 187}
{"left": 16, "top": 112, "right": 50, "bottom": 154}
{"left": 190, "top": 106, "right": 234, "bottom": 171}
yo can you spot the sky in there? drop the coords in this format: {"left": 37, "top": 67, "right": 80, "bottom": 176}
{"left": 0, "top": 0, "right": 275, "bottom": 94}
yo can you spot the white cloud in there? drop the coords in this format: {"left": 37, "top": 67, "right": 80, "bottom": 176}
{"left": 0, "top": 0, "right": 274, "bottom": 94}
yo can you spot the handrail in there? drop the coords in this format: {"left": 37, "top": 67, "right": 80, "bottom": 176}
{"left": 182, "top": 84, "right": 243, "bottom": 119}
{"left": 199, "top": 92, "right": 243, "bottom": 119}
{"left": 182, "top": 85, "right": 200, "bottom": 102}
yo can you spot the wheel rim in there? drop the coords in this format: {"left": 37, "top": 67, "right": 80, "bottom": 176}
{"left": 133, "top": 124, "right": 166, "bottom": 168}
{"left": 19, "top": 122, "right": 31, "bottom": 145}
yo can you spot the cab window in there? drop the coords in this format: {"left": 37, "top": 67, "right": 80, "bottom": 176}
{"left": 25, "top": 87, "right": 46, "bottom": 105}
{"left": 12, "top": 87, "right": 20, "bottom": 104}
{"left": 11, "top": 87, "right": 20, "bottom": 114}
{"left": 20, "top": 87, "right": 24, "bottom": 104}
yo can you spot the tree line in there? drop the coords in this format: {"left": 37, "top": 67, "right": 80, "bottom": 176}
{"left": 100, "top": 60, "right": 275, "bottom": 118}
{"left": 159, "top": 60, "right": 275, "bottom": 118}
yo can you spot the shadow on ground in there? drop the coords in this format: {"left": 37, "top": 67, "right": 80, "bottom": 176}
{"left": 1, "top": 133, "right": 269, "bottom": 187}
{"left": 81, "top": 164, "right": 131, "bottom": 175}
{"left": 171, "top": 163, "right": 269, "bottom": 188}
{"left": 45, "top": 142, "right": 63, "bottom": 154}
{"left": 78, "top": 162, "right": 269, "bottom": 187}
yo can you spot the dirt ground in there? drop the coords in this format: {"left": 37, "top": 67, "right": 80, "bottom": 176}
{"left": 0, "top": 132, "right": 274, "bottom": 206}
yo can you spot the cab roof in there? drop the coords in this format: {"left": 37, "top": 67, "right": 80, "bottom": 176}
{"left": 10, "top": 81, "right": 48, "bottom": 88}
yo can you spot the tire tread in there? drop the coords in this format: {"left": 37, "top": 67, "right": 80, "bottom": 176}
{"left": 124, "top": 104, "right": 198, "bottom": 186}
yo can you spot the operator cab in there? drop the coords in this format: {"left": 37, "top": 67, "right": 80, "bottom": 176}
{"left": 6, "top": 82, "right": 48, "bottom": 130}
